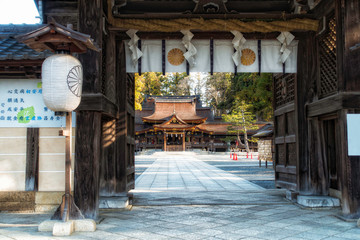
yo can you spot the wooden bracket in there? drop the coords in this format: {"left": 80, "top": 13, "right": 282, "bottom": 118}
{"left": 59, "top": 130, "right": 71, "bottom": 137}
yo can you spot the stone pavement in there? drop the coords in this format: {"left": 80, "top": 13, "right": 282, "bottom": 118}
{"left": 0, "top": 152, "right": 359, "bottom": 240}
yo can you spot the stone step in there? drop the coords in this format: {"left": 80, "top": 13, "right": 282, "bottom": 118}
{"left": 297, "top": 195, "right": 340, "bottom": 208}
{"left": 99, "top": 196, "right": 131, "bottom": 209}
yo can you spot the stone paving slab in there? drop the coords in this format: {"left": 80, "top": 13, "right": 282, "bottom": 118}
{"left": 0, "top": 152, "right": 359, "bottom": 239}
{"left": 134, "top": 153, "right": 263, "bottom": 192}
{"left": 0, "top": 204, "right": 359, "bottom": 240}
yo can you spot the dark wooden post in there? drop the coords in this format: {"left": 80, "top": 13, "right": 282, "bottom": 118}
{"left": 25, "top": 128, "right": 39, "bottom": 191}
{"left": 75, "top": 0, "right": 103, "bottom": 220}
{"left": 296, "top": 32, "right": 317, "bottom": 194}
{"left": 338, "top": 0, "right": 360, "bottom": 216}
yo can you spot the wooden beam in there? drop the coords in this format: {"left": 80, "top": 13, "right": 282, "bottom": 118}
{"left": 276, "top": 165, "right": 297, "bottom": 174}
{"left": 312, "top": 0, "right": 335, "bottom": 19}
{"left": 114, "top": 31, "right": 305, "bottom": 40}
{"left": 76, "top": 93, "right": 118, "bottom": 118}
{"left": 307, "top": 93, "right": 360, "bottom": 117}
{"left": 114, "top": 1, "right": 293, "bottom": 16}
{"left": 274, "top": 103, "right": 295, "bottom": 116}
{"left": 25, "top": 128, "right": 39, "bottom": 191}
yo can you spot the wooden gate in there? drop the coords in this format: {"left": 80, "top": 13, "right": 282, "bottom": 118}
{"left": 117, "top": 42, "right": 135, "bottom": 192}
{"left": 273, "top": 73, "right": 297, "bottom": 191}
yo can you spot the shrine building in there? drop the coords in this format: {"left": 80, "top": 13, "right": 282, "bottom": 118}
{"left": 135, "top": 95, "right": 259, "bottom": 152}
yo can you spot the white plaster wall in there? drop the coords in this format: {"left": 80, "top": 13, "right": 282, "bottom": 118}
{"left": 0, "top": 128, "right": 27, "bottom": 191}
{"left": 38, "top": 127, "right": 75, "bottom": 191}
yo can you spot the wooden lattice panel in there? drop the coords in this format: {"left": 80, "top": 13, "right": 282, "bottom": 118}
{"left": 319, "top": 17, "right": 337, "bottom": 98}
{"left": 274, "top": 73, "right": 296, "bottom": 108}
{"left": 127, "top": 73, "right": 135, "bottom": 105}
{"left": 101, "top": 36, "right": 107, "bottom": 96}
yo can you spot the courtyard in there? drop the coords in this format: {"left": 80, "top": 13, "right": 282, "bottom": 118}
{"left": 0, "top": 152, "right": 359, "bottom": 239}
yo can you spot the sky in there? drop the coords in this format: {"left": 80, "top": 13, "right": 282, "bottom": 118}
{"left": 0, "top": 0, "right": 40, "bottom": 24}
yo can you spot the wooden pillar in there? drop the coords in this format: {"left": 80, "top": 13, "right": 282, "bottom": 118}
{"left": 296, "top": 32, "right": 317, "bottom": 194}
{"left": 163, "top": 132, "right": 167, "bottom": 151}
{"left": 25, "top": 128, "right": 39, "bottom": 191}
{"left": 182, "top": 132, "right": 185, "bottom": 151}
{"left": 338, "top": 0, "right": 360, "bottom": 216}
{"left": 75, "top": 0, "right": 103, "bottom": 220}
{"left": 74, "top": 111, "right": 101, "bottom": 219}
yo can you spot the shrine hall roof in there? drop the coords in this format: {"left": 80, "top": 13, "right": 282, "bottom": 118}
{"left": 142, "top": 101, "right": 207, "bottom": 122}
{"left": 150, "top": 95, "right": 197, "bottom": 103}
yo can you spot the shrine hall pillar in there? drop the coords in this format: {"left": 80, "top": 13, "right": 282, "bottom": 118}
{"left": 163, "top": 132, "right": 167, "bottom": 151}
{"left": 182, "top": 132, "right": 185, "bottom": 151}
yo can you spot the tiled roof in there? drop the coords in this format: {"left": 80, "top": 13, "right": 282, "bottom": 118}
{"left": 253, "top": 124, "right": 274, "bottom": 137}
{"left": 0, "top": 37, "right": 52, "bottom": 60}
{"left": 142, "top": 102, "right": 206, "bottom": 122}
{"left": 0, "top": 24, "right": 52, "bottom": 61}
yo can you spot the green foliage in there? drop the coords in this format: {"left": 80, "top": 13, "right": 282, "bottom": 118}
{"left": 222, "top": 100, "right": 258, "bottom": 133}
{"left": 135, "top": 72, "right": 273, "bottom": 122}
{"left": 135, "top": 72, "right": 191, "bottom": 110}
{"left": 222, "top": 100, "right": 259, "bottom": 152}
{"left": 223, "top": 73, "right": 273, "bottom": 121}
{"left": 205, "top": 73, "right": 232, "bottom": 116}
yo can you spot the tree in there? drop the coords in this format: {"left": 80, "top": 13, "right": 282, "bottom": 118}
{"left": 135, "top": 73, "right": 145, "bottom": 110}
{"left": 135, "top": 72, "right": 170, "bottom": 110}
{"left": 205, "top": 73, "right": 232, "bottom": 116}
{"left": 167, "top": 72, "right": 190, "bottom": 95}
{"left": 222, "top": 100, "right": 258, "bottom": 153}
{"left": 222, "top": 73, "right": 273, "bottom": 121}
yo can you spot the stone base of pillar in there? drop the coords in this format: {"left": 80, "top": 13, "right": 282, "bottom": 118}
{"left": 297, "top": 195, "right": 340, "bottom": 208}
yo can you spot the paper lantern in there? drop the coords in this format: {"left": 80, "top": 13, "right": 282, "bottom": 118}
{"left": 42, "top": 54, "right": 83, "bottom": 112}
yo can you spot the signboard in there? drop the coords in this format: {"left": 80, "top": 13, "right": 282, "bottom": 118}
{"left": 0, "top": 79, "right": 75, "bottom": 128}
{"left": 347, "top": 114, "right": 360, "bottom": 156}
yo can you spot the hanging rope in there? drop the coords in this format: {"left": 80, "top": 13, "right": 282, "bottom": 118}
{"left": 108, "top": 17, "right": 318, "bottom": 33}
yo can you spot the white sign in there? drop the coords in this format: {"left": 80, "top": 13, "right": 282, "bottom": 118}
{"left": 0, "top": 79, "right": 75, "bottom": 128}
{"left": 347, "top": 114, "right": 360, "bottom": 156}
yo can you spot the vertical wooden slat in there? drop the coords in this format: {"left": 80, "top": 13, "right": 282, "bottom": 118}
{"left": 186, "top": 61, "right": 190, "bottom": 75}
{"left": 25, "top": 128, "right": 39, "bottom": 191}
{"left": 258, "top": 40, "right": 261, "bottom": 75}
{"left": 162, "top": 39, "right": 166, "bottom": 75}
{"left": 233, "top": 47, "right": 237, "bottom": 75}
{"left": 210, "top": 38, "right": 214, "bottom": 75}
{"left": 116, "top": 40, "right": 127, "bottom": 192}
{"left": 138, "top": 40, "right": 142, "bottom": 76}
